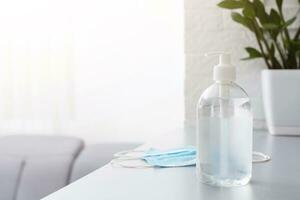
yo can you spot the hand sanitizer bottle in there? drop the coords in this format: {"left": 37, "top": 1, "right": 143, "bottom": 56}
{"left": 196, "top": 52, "right": 253, "bottom": 187}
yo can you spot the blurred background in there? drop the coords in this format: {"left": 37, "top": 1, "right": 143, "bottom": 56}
{"left": 0, "top": 0, "right": 184, "bottom": 143}
{"left": 0, "top": 1, "right": 184, "bottom": 199}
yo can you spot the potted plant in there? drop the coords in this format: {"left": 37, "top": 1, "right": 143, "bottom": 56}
{"left": 218, "top": 0, "right": 300, "bottom": 135}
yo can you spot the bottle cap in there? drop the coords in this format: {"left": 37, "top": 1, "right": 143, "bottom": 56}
{"left": 205, "top": 52, "right": 236, "bottom": 82}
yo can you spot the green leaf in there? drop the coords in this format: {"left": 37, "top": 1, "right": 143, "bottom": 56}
{"left": 290, "top": 40, "right": 300, "bottom": 49}
{"left": 262, "top": 23, "right": 279, "bottom": 30}
{"left": 231, "top": 12, "right": 254, "bottom": 31}
{"left": 218, "top": 0, "right": 245, "bottom": 9}
{"left": 243, "top": 5, "right": 255, "bottom": 19}
{"left": 253, "top": 0, "right": 269, "bottom": 24}
{"left": 276, "top": 0, "right": 283, "bottom": 11}
{"left": 282, "top": 17, "right": 297, "bottom": 28}
{"left": 231, "top": 12, "right": 245, "bottom": 23}
{"left": 242, "top": 47, "right": 263, "bottom": 60}
{"left": 269, "top": 9, "right": 281, "bottom": 26}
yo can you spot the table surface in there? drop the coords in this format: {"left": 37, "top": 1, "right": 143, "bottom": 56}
{"left": 43, "top": 131, "right": 300, "bottom": 200}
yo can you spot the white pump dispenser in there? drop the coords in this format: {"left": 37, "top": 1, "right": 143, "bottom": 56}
{"left": 196, "top": 52, "right": 253, "bottom": 187}
{"left": 205, "top": 52, "right": 236, "bottom": 82}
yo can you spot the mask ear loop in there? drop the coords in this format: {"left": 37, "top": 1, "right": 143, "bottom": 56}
{"left": 111, "top": 150, "right": 153, "bottom": 168}
{"left": 252, "top": 151, "right": 271, "bottom": 163}
{"left": 113, "top": 150, "right": 145, "bottom": 159}
{"left": 110, "top": 157, "right": 153, "bottom": 168}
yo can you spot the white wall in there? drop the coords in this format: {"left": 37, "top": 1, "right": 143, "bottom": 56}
{"left": 0, "top": 0, "right": 184, "bottom": 143}
{"left": 184, "top": 0, "right": 299, "bottom": 136}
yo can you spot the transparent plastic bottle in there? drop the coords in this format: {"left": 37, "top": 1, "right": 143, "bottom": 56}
{"left": 196, "top": 53, "right": 253, "bottom": 187}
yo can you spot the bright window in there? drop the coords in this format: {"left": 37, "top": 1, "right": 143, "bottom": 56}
{"left": 0, "top": 0, "right": 184, "bottom": 142}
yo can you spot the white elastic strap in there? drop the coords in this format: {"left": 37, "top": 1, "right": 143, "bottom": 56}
{"left": 112, "top": 149, "right": 151, "bottom": 168}
{"left": 113, "top": 150, "right": 145, "bottom": 159}
{"left": 252, "top": 151, "right": 271, "bottom": 163}
{"left": 110, "top": 157, "right": 152, "bottom": 168}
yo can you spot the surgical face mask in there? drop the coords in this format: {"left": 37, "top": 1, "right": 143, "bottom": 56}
{"left": 111, "top": 147, "right": 196, "bottom": 168}
{"left": 111, "top": 147, "right": 270, "bottom": 168}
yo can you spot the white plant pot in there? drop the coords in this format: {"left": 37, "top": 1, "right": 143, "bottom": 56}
{"left": 262, "top": 69, "right": 300, "bottom": 135}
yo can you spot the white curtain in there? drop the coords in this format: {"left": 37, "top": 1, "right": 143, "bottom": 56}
{"left": 0, "top": 0, "right": 184, "bottom": 142}
{"left": 0, "top": 0, "right": 74, "bottom": 134}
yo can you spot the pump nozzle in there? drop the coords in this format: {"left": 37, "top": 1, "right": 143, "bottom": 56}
{"left": 205, "top": 52, "right": 235, "bottom": 82}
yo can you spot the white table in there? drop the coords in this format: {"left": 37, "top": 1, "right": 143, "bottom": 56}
{"left": 43, "top": 131, "right": 300, "bottom": 200}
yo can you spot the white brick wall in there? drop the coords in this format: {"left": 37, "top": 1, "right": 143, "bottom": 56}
{"left": 184, "top": 0, "right": 299, "bottom": 140}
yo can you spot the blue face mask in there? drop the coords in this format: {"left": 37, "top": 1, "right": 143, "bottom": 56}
{"left": 143, "top": 147, "right": 196, "bottom": 167}
{"left": 111, "top": 148, "right": 270, "bottom": 168}
{"left": 111, "top": 147, "right": 196, "bottom": 168}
